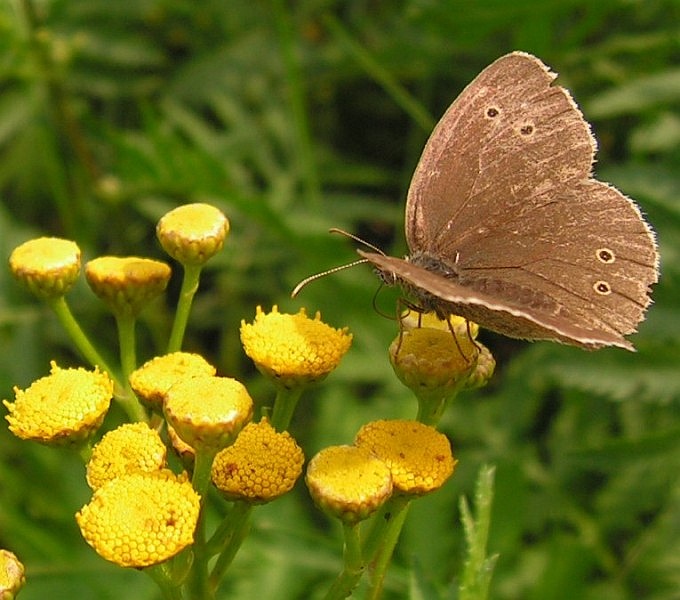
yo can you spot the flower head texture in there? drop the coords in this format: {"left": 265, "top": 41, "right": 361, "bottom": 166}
{"left": 86, "top": 423, "right": 168, "bottom": 490}
{"left": 306, "top": 445, "right": 393, "bottom": 524}
{"left": 156, "top": 203, "right": 230, "bottom": 265}
{"left": 85, "top": 256, "right": 171, "bottom": 317}
{"left": 212, "top": 419, "right": 304, "bottom": 503}
{"left": 390, "top": 326, "right": 479, "bottom": 392}
{"left": 76, "top": 470, "right": 200, "bottom": 568}
{"left": 240, "top": 306, "right": 352, "bottom": 388}
{"left": 129, "top": 352, "right": 216, "bottom": 411}
{"left": 9, "top": 237, "right": 81, "bottom": 299}
{"left": 355, "top": 420, "right": 456, "bottom": 495}
{"left": 0, "top": 549, "right": 25, "bottom": 598}
{"left": 164, "top": 376, "right": 254, "bottom": 452}
{"left": 3, "top": 362, "right": 113, "bottom": 445}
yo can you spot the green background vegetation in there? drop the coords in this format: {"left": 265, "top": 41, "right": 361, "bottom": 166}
{"left": 1, "top": 1, "right": 679, "bottom": 598}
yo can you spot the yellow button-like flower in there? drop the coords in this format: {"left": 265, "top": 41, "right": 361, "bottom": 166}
{"left": 76, "top": 469, "right": 200, "bottom": 568}
{"left": 9, "top": 237, "right": 81, "bottom": 299}
{"left": 355, "top": 420, "right": 455, "bottom": 496}
{"left": 212, "top": 419, "right": 304, "bottom": 503}
{"left": 306, "top": 445, "right": 393, "bottom": 524}
{"left": 164, "top": 376, "right": 253, "bottom": 452}
{"left": 86, "top": 423, "right": 167, "bottom": 490}
{"left": 156, "top": 203, "right": 230, "bottom": 266}
{"left": 129, "top": 352, "right": 217, "bottom": 411}
{"left": 390, "top": 326, "right": 479, "bottom": 392}
{"left": 85, "top": 256, "right": 171, "bottom": 317}
{"left": 240, "top": 306, "right": 352, "bottom": 389}
{"left": 0, "top": 549, "right": 25, "bottom": 598}
{"left": 3, "top": 362, "right": 113, "bottom": 446}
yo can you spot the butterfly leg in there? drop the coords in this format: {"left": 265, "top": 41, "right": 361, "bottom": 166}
{"left": 444, "top": 316, "right": 477, "bottom": 364}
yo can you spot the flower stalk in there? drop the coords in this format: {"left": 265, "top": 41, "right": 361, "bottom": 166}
{"left": 167, "top": 263, "right": 202, "bottom": 353}
{"left": 366, "top": 494, "right": 411, "bottom": 600}
{"left": 48, "top": 295, "right": 120, "bottom": 385}
{"left": 323, "top": 522, "right": 365, "bottom": 600}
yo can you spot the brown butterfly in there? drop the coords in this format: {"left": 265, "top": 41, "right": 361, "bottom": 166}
{"left": 357, "top": 52, "right": 658, "bottom": 350}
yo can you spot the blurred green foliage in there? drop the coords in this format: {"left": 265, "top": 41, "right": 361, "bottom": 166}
{"left": 0, "top": 0, "right": 679, "bottom": 598}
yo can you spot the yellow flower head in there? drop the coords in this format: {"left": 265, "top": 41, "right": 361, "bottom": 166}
{"left": 76, "top": 470, "right": 200, "bottom": 568}
{"left": 212, "top": 418, "right": 304, "bottom": 504}
{"left": 9, "top": 237, "right": 81, "bottom": 299}
{"left": 85, "top": 256, "right": 171, "bottom": 317}
{"left": 129, "top": 352, "right": 217, "bottom": 411}
{"left": 390, "top": 326, "right": 479, "bottom": 392}
{"left": 164, "top": 376, "right": 253, "bottom": 452}
{"left": 3, "top": 362, "right": 113, "bottom": 446}
{"left": 240, "top": 306, "right": 352, "bottom": 389}
{"left": 305, "top": 445, "right": 393, "bottom": 524}
{"left": 355, "top": 420, "right": 456, "bottom": 496}
{"left": 156, "top": 203, "right": 230, "bottom": 266}
{"left": 0, "top": 549, "right": 25, "bottom": 598}
{"left": 86, "top": 423, "right": 167, "bottom": 490}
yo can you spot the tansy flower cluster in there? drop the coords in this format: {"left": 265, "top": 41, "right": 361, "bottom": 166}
{"left": 212, "top": 418, "right": 305, "bottom": 503}
{"left": 240, "top": 305, "right": 352, "bottom": 389}
{"left": 9, "top": 237, "right": 81, "bottom": 299}
{"left": 157, "top": 203, "right": 230, "bottom": 265}
{"left": 164, "top": 375, "right": 254, "bottom": 452}
{"left": 86, "top": 422, "right": 167, "bottom": 490}
{"left": 85, "top": 256, "right": 172, "bottom": 317}
{"left": 3, "top": 362, "right": 113, "bottom": 446}
{"left": 76, "top": 420, "right": 200, "bottom": 568}
{"left": 390, "top": 311, "right": 494, "bottom": 392}
{"left": 306, "top": 419, "right": 456, "bottom": 524}
{"left": 76, "top": 470, "right": 201, "bottom": 568}
{"left": 3, "top": 202, "right": 490, "bottom": 599}
{"left": 129, "top": 351, "right": 217, "bottom": 411}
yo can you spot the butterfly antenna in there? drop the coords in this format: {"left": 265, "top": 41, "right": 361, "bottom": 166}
{"left": 329, "top": 228, "right": 386, "bottom": 255}
{"left": 291, "top": 259, "right": 369, "bottom": 298}
{"left": 292, "top": 228, "right": 385, "bottom": 298}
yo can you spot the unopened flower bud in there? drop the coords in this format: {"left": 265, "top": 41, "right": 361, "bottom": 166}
{"left": 157, "top": 203, "right": 229, "bottom": 266}
{"left": 9, "top": 237, "right": 81, "bottom": 299}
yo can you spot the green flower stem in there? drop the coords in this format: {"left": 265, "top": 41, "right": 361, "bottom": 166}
{"left": 188, "top": 508, "right": 213, "bottom": 600}
{"left": 192, "top": 448, "right": 218, "bottom": 498}
{"left": 365, "top": 494, "right": 412, "bottom": 600}
{"left": 207, "top": 501, "right": 253, "bottom": 592}
{"left": 48, "top": 296, "right": 121, "bottom": 386}
{"left": 167, "top": 264, "right": 203, "bottom": 353}
{"left": 187, "top": 449, "right": 219, "bottom": 600}
{"left": 76, "top": 439, "right": 93, "bottom": 464}
{"left": 145, "top": 562, "right": 183, "bottom": 600}
{"left": 115, "top": 312, "right": 136, "bottom": 384}
{"left": 114, "top": 312, "right": 147, "bottom": 422}
{"left": 270, "top": 386, "right": 304, "bottom": 431}
{"left": 323, "top": 522, "right": 365, "bottom": 600}
{"left": 415, "top": 385, "right": 464, "bottom": 427}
